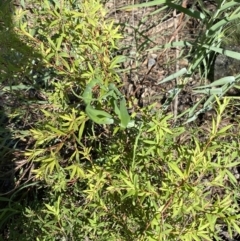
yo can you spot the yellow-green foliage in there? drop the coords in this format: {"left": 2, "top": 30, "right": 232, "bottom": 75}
{"left": 2, "top": 1, "right": 240, "bottom": 240}
{"left": 7, "top": 97, "right": 240, "bottom": 241}
{"left": 12, "top": 0, "right": 123, "bottom": 183}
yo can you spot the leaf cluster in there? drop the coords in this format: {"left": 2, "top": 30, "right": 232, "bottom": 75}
{"left": 5, "top": 97, "right": 240, "bottom": 241}
{"left": 1, "top": 0, "right": 240, "bottom": 241}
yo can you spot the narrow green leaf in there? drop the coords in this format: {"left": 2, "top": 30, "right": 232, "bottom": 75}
{"left": 78, "top": 121, "right": 85, "bottom": 142}
{"left": 217, "top": 125, "right": 232, "bottom": 135}
{"left": 44, "top": 204, "right": 55, "bottom": 213}
{"left": 225, "top": 169, "right": 237, "bottom": 184}
{"left": 225, "top": 161, "right": 240, "bottom": 168}
{"left": 157, "top": 68, "right": 187, "bottom": 84}
{"left": 46, "top": 125, "right": 66, "bottom": 135}
{"left": 20, "top": 0, "right": 25, "bottom": 8}
{"left": 56, "top": 33, "right": 65, "bottom": 51}
{"left": 193, "top": 76, "right": 235, "bottom": 88}
{"left": 119, "top": 98, "right": 130, "bottom": 128}
{"left": 149, "top": 40, "right": 192, "bottom": 52}
{"left": 113, "top": 99, "right": 120, "bottom": 117}
{"left": 47, "top": 36, "right": 56, "bottom": 50}
{"left": 87, "top": 62, "right": 94, "bottom": 74}
{"left": 121, "top": 0, "right": 167, "bottom": 9}
{"left": 192, "top": 88, "right": 223, "bottom": 95}
{"left": 168, "top": 162, "right": 185, "bottom": 179}
{"left": 143, "top": 140, "right": 156, "bottom": 145}
{"left": 110, "top": 55, "right": 127, "bottom": 69}
{"left": 122, "top": 0, "right": 205, "bottom": 21}
{"left": 231, "top": 221, "right": 240, "bottom": 234}
{"left": 85, "top": 105, "right": 114, "bottom": 125}
{"left": 167, "top": 1, "right": 205, "bottom": 20}
{"left": 203, "top": 45, "right": 240, "bottom": 60}
{"left": 121, "top": 190, "right": 135, "bottom": 200}
{"left": 82, "top": 86, "right": 93, "bottom": 105}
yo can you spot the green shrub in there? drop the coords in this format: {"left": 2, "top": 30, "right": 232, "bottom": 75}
{"left": 1, "top": 0, "right": 240, "bottom": 240}
{"left": 6, "top": 97, "right": 240, "bottom": 241}
{"left": 12, "top": 0, "right": 125, "bottom": 179}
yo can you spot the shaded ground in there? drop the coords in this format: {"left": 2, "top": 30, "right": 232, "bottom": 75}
{"left": 105, "top": 0, "right": 240, "bottom": 123}
{"left": 105, "top": 1, "right": 207, "bottom": 118}
{"left": 0, "top": 0, "right": 46, "bottom": 190}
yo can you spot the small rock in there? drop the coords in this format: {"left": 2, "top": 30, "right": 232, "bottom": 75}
{"left": 214, "top": 46, "right": 240, "bottom": 80}
{"left": 148, "top": 58, "right": 156, "bottom": 69}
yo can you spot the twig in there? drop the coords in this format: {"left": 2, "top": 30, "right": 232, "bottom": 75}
{"left": 157, "top": 0, "right": 188, "bottom": 63}
{"left": 173, "top": 8, "right": 179, "bottom": 122}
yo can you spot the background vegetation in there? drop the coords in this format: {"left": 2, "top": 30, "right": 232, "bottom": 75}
{"left": 1, "top": 0, "right": 240, "bottom": 240}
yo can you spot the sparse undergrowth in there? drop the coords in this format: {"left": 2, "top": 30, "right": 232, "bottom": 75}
{"left": 0, "top": 0, "right": 240, "bottom": 241}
